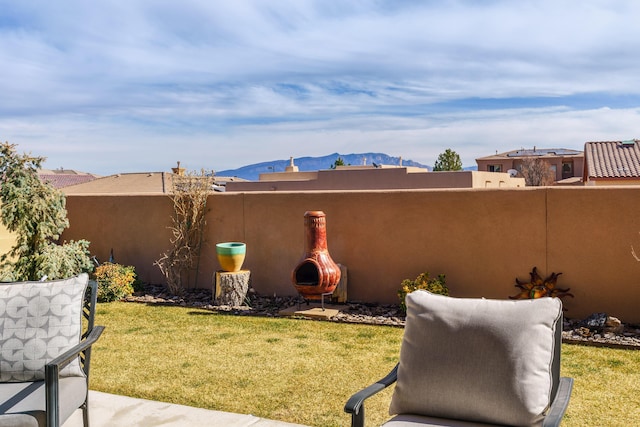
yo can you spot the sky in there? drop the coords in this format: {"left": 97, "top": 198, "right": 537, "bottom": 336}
{"left": 2, "top": 0, "right": 640, "bottom": 175}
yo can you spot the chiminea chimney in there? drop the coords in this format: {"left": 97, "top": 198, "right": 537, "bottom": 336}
{"left": 172, "top": 161, "right": 185, "bottom": 176}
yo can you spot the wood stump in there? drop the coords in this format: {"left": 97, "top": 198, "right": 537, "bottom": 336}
{"left": 214, "top": 270, "right": 250, "bottom": 306}
{"left": 332, "top": 264, "right": 348, "bottom": 303}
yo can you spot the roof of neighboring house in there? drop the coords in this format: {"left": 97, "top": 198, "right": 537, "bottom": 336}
{"left": 584, "top": 140, "right": 640, "bottom": 179}
{"left": 62, "top": 172, "right": 173, "bottom": 194}
{"left": 39, "top": 174, "right": 98, "bottom": 189}
{"left": 38, "top": 169, "right": 100, "bottom": 189}
{"left": 477, "top": 148, "right": 583, "bottom": 161}
{"left": 61, "top": 172, "right": 244, "bottom": 194}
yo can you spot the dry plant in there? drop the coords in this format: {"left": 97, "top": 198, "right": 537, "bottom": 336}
{"left": 519, "top": 157, "right": 555, "bottom": 186}
{"left": 155, "top": 169, "right": 214, "bottom": 294}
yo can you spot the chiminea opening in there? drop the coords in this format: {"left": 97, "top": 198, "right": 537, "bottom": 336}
{"left": 294, "top": 261, "right": 320, "bottom": 287}
{"left": 291, "top": 211, "right": 341, "bottom": 301}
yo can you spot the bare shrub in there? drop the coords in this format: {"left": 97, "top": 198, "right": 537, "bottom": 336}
{"left": 519, "top": 157, "right": 555, "bottom": 186}
{"left": 155, "top": 169, "right": 214, "bottom": 294}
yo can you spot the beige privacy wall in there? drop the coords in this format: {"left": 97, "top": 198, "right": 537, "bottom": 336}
{"left": 58, "top": 187, "right": 640, "bottom": 323}
{"left": 0, "top": 224, "right": 15, "bottom": 259}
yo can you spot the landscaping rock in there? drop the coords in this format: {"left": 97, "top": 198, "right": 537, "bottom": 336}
{"left": 604, "top": 316, "right": 624, "bottom": 334}
{"left": 580, "top": 312, "right": 608, "bottom": 332}
{"left": 125, "top": 285, "right": 640, "bottom": 349}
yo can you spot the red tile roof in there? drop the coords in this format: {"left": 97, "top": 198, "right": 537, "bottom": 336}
{"left": 584, "top": 140, "right": 640, "bottom": 179}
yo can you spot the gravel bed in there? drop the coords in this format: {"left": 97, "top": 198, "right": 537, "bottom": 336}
{"left": 124, "top": 285, "right": 640, "bottom": 350}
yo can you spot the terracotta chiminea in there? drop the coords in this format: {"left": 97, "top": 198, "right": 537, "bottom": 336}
{"left": 292, "top": 211, "right": 341, "bottom": 300}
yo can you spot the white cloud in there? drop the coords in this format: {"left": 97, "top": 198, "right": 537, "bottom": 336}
{"left": 1, "top": 0, "right": 640, "bottom": 174}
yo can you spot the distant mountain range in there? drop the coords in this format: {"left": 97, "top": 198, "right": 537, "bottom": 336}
{"left": 217, "top": 153, "right": 432, "bottom": 180}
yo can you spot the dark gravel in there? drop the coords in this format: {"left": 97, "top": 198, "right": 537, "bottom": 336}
{"left": 124, "top": 285, "right": 640, "bottom": 350}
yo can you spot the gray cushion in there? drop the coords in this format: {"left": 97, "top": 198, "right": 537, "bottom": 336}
{"left": 0, "top": 377, "right": 87, "bottom": 427}
{"left": 389, "top": 291, "right": 562, "bottom": 427}
{"left": 383, "top": 413, "right": 502, "bottom": 426}
{"left": 0, "top": 274, "right": 88, "bottom": 382}
{"left": 0, "top": 413, "right": 39, "bottom": 427}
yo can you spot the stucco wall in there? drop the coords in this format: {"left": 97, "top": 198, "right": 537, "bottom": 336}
{"left": 0, "top": 224, "right": 15, "bottom": 260}
{"left": 53, "top": 187, "right": 640, "bottom": 323}
{"left": 226, "top": 169, "right": 524, "bottom": 191}
{"left": 477, "top": 156, "right": 584, "bottom": 181}
{"left": 586, "top": 178, "right": 640, "bottom": 186}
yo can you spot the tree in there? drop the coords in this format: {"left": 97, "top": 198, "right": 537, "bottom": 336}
{"left": 0, "top": 142, "right": 92, "bottom": 281}
{"left": 330, "top": 156, "right": 347, "bottom": 169}
{"left": 433, "top": 149, "right": 463, "bottom": 171}
{"left": 519, "top": 157, "right": 554, "bottom": 186}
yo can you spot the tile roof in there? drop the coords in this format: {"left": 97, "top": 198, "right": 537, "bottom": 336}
{"left": 39, "top": 174, "right": 98, "bottom": 189}
{"left": 584, "top": 140, "right": 640, "bottom": 178}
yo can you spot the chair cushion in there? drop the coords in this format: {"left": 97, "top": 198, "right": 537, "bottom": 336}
{"left": 0, "top": 274, "right": 88, "bottom": 382}
{"left": 0, "top": 377, "right": 88, "bottom": 426}
{"left": 383, "top": 413, "right": 502, "bottom": 426}
{"left": 389, "top": 291, "right": 562, "bottom": 427}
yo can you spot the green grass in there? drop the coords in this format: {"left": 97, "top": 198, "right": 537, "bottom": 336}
{"left": 91, "top": 303, "right": 640, "bottom": 426}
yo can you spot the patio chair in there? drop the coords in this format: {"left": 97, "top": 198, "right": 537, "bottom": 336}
{"left": 0, "top": 273, "right": 105, "bottom": 427}
{"left": 345, "top": 291, "right": 573, "bottom": 427}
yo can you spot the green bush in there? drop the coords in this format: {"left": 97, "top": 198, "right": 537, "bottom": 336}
{"left": 398, "top": 271, "right": 448, "bottom": 312}
{"left": 34, "top": 240, "right": 94, "bottom": 280}
{"left": 94, "top": 262, "right": 137, "bottom": 302}
{"left": 0, "top": 142, "right": 93, "bottom": 281}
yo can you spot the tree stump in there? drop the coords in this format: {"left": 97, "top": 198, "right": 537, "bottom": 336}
{"left": 214, "top": 270, "right": 250, "bottom": 306}
{"left": 332, "top": 264, "right": 348, "bottom": 303}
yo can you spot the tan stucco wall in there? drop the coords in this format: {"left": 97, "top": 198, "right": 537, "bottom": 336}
{"left": 586, "top": 179, "right": 640, "bottom": 186}
{"left": 0, "top": 224, "right": 15, "bottom": 259}
{"left": 54, "top": 187, "right": 640, "bottom": 323}
{"left": 227, "top": 169, "right": 524, "bottom": 191}
{"left": 477, "top": 156, "right": 584, "bottom": 181}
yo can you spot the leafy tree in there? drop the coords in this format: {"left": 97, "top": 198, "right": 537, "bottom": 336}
{"left": 433, "top": 149, "right": 463, "bottom": 171}
{"left": 0, "top": 142, "right": 92, "bottom": 281}
{"left": 519, "top": 157, "right": 554, "bottom": 186}
{"left": 330, "top": 156, "right": 349, "bottom": 169}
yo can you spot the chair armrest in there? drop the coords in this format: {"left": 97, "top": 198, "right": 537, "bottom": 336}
{"left": 46, "top": 326, "right": 105, "bottom": 371}
{"left": 543, "top": 377, "right": 574, "bottom": 427}
{"left": 344, "top": 364, "right": 398, "bottom": 427}
{"left": 44, "top": 326, "right": 105, "bottom": 427}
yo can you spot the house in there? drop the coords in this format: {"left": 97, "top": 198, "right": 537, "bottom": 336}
{"left": 61, "top": 166, "right": 242, "bottom": 194}
{"left": 476, "top": 148, "right": 584, "bottom": 184}
{"left": 62, "top": 172, "right": 175, "bottom": 194}
{"left": 38, "top": 168, "right": 100, "bottom": 189}
{"left": 583, "top": 140, "right": 640, "bottom": 186}
{"left": 225, "top": 162, "right": 525, "bottom": 191}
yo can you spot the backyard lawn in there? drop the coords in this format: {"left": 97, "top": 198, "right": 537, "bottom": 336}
{"left": 91, "top": 302, "right": 640, "bottom": 427}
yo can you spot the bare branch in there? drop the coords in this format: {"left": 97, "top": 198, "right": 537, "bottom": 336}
{"left": 155, "top": 169, "right": 215, "bottom": 294}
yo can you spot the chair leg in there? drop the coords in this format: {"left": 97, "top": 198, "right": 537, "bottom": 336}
{"left": 82, "top": 401, "right": 90, "bottom": 427}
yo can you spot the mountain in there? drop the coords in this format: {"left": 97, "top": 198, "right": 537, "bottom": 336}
{"left": 217, "top": 153, "right": 431, "bottom": 181}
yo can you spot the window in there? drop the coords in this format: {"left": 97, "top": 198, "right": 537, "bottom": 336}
{"left": 487, "top": 165, "right": 502, "bottom": 172}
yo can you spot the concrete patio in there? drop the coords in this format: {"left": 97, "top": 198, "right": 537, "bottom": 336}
{"left": 63, "top": 391, "right": 308, "bottom": 427}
